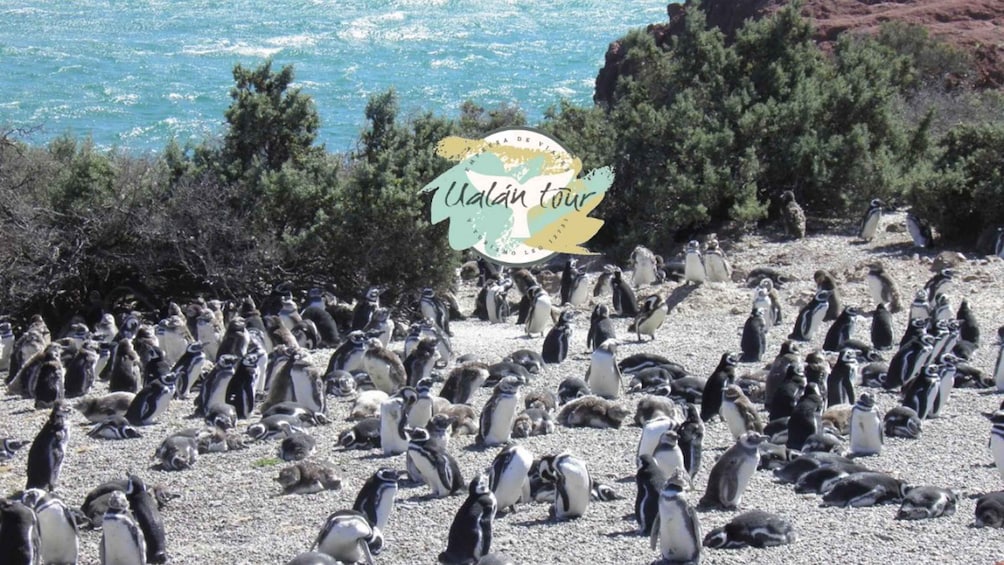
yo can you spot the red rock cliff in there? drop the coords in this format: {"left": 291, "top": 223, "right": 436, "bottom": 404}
{"left": 595, "top": 0, "right": 1004, "bottom": 105}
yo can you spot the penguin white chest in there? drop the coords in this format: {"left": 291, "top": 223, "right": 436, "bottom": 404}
{"left": 380, "top": 401, "right": 408, "bottom": 456}
{"left": 991, "top": 431, "right": 1004, "bottom": 482}
{"left": 850, "top": 409, "right": 882, "bottom": 455}
{"left": 719, "top": 401, "right": 748, "bottom": 440}
{"left": 102, "top": 519, "right": 145, "bottom": 565}
{"left": 485, "top": 395, "right": 518, "bottom": 445}
{"left": 866, "top": 275, "right": 885, "bottom": 305}
{"left": 637, "top": 418, "right": 676, "bottom": 462}
{"left": 656, "top": 496, "right": 699, "bottom": 561}
{"left": 38, "top": 505, "right": 78, "bottom": 563}
{"left": 555, "top": 458, "right": 591, "bottom": 519}
{"left": 526, "top": 296, "right": 552, "bottom": 336}
{"left": 568, "top": 280, "right": 589, "bottom": 307}
{"left": 317, "top": 523, "right": 369, "bottom": 563}
{"left": 653, "top": 444, "right": 685, "bottom": 477}
{"left": 637, "top": 308, "right": 667, "bottom": 337}
{"left": 685, "top": 253, "right": 705, "bottom": 283}
{"left": 587, "top": 352, "right": 621, "bottom": 399}
{"left": 993, "top": 345, "right": 1004, "bottom": 392}
{"left": 494, "top": 452, "right": 532, "bottom": 509}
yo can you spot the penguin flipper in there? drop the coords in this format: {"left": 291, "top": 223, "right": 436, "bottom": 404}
{"left": 649, "top": 513, "right": 661, "bottom": 550}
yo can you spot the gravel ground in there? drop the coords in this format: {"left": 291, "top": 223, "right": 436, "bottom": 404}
{"left": 2, "top": 212, "right": 1003, "bottom": 565}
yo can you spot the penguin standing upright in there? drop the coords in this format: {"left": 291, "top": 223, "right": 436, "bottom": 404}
{"left": 871, "top": 303, "right": 895, "bottom": 351}
{"left": 924, "top": 268, "right": 954, "bottom": 304}
{"left": 420, "top": 288, "right": 452, "bottom": 337}
{"left": 827, "top": 349, "right": 858, "bottom": 407}
{"left": 126, "top": 474, "right": 168, "bottom": 564}
{"left": 0, "top": 499, "right": 41, "bottom": 565}
{"left": 779, "top": 190, "right": 806, "bottom": 239}
{"left": 26, "top": 400, "right": 71, "bottom": 491}
{"left": 380, "top": 389, "right": 416, "bottom": 456}
{"left": 633, "top": 295, "right": 668, "bottom": 342}
{"left": 720, "top": 384, "right": 763, "bottom": 441}
{"left": 107, "top": 339, "right": 142, "bottom": 393}
{"left": 538, "top": 453, "right": 592, "bottom": 520}
{"left": 477, "top": 377, "right": 521, "bottom": 447}
{"left": 560, "top": 258, "right": 579, "bottom": 304}
{"left": 125, "top": 372, "right": 177, "bottom": 426}
{"left": 586, "top": 305, "right": 616, "bottom": 351}
{"left": 610, "top": 267, "right": 638, "bottom": 317}
{"left": 21, "top": 488, "right": 78, "bottom": 565}
{"left": 524, "top": 287, "right": 553, "bottom": 338}
{"left": 683, "top": 241, "right": 706, "bottom": 285}
{"left": 786, "top": 382, "right": 823, "bottom": 450}
{"left": 703, "top": 237, "right": 732, "bottom": 283}
{"left": 789, "top": 290, "right": 830, "bottom": 342}
{"left": 635, "top": 454, "right": 669, "bottom": 536}
{"left": 700, "top": 353, "right": 738, "bottom": 422}
{"left": 363, "top": 338, "right": 406, "bottom": 395}
{"left": 858, "top": 198, "right": 885, "bottom": 241}
{"left": 489, "top": 444, "right": 533, "bottom": 513}
{"left": 823, "top": 307, "right": 861, "bottom": 352}
{"left": 485, "top": 279, "right": 512, "bottom": 324}
{"left": 585, "top": 340, "right": 622, "bottom": 400}
{"left": 814, "top": 270, "right": 842, "bottom": 322}
{"left": 901, "top": 364, "right": 941, "bottom": 420}
{"left": 64, "top": 344, "right": 99, "bottom": 398}
{"left": 989, "top": 410, "right": 1004, "bottom": 482}
{"left": 740, "top": 307, "right": 768, "bottom": 363}
{"left": 352, "top": 467, "right": 399, "bottom": 532}
{"left": 100, "top": 491, "right": 144, "bottom": 565}
{"left": 542, "top": 310, "right": 574, "bottom": 364}
{"left": 906, "top": 213, "right": 934, "bottom": 248}
{"left": 630, "top": 246, "right": 659, "bottom": 288}
{"left": 700, "top": 432, "right": 766, "bottom": 510}
{"left": 867, "top": 263, "right": 902, "bottom": 313}
{"left": 0, "top": 321, "right": 15, "bottom": 373}
{"left": 351, "top": 286, "right": 383, "bottom": 331}
{"left": 408, "top": 428, "right": 464, "bottom": 498}
{"left": 650, "top": 468, "right": 702, "bottom": 565}
{"left": 439, "top": 474, "right": 497, "bottom": 565}
{"left": 677, "top": 404, "right": 704, "bottom": 479}
{"left": 312, "top": 510, "right": 383, "bottom": 565}
{"left": 652, "top": 429, "right": 686, "bottom": 477}
{"left": 849, "top": 393, "right": 883, "bottom": 456}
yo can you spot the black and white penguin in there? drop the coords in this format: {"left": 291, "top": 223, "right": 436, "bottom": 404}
{"left": 677, "top": 404, "right": 704, "bottom": 479}
{"left": 901, "top": 364, "right": 941, "bottom": 420}
{"left": 542, "top": 310, "right": 574, "bottom": 364}
{"left": 312, "top": 510, "right": 383, "bottom": 564}
{"left": 278, "top": 427, "right": 317, "bottom": 462}
{"left": 125, "top": 473, "right": 168, "bottom": 564}
{"left": 351, "top": 286, "right": 383, "bottom": 332}
{"left": 439, "top": 362, "right": 489, "bottom": 405}
{"left": 896, "top": 485, "right": 957, "bottom": 520}
{"left": 0, "top": 321, "right": 14, "bottom": 373}
{"left": 765, "top": 341, "right": 802, "bottom": 406}
{"left": 700, "top": 352, "right": 738, "bottom": 422}
{"left": 420, "top": 287, "right": 452, "bottom": 337}
{"left": 87, "top": 416, "right": 142, "bottom": 440}
{"left": 823, "top": 307, "right": 861, "bottom": 352}
{"left": 740, "top": 308, "right": 768, "bottom": 363}
{"left": 408, "top": 428, "right": 464, "bottom": 498}
{"left": 363, "top": 338, "right": 406, "bottom": 395}
{"left": 485, "top": 278, "right": 512, "bottom": 324}
{"left": 632, "top": 294, "right": 668, "bottom": 342}
{"left": 849, "top": 393, "right": 883, "bottom": 456}
{"left": 703, "top": 509, "right": 797, "bottom": 549}
{"left": 0, "top": 499, "right": 41, "bottom": 565}
{"left": 566, "top": 269, "right": 590, "bottom": 308}
{"left": 403, "top": 337, "right": 439, "bottom": 388}
{"left": 557, "top": 377, "right": 590, "bottom": 405}
{"left": 699, "top": 432, "right": 765, "bottom": 510}
{"left": 170, "top": 341, "right": 206, "bottom": 400}
{"left": 125, "top": 371, "right": 177, "bottom": 426}
{"left": 26, "top": 400, "right": 71, "bottom": 491}
{"left": 768, "top": 364, "right": 806, "bottom": 422}
{"left": 906, "top": 212, "right": 934, "bottom": 248}
{"left": 439, "top": 473, "right": 497, "bottom": 565}
{"left": 477, "top": 377, "right": 522, "bottom": 447}
{"left": 703, "top": 237, "right": 732, "bottom": 283}
{"left": 989, "top": 410, "right": 1004, "bottom": 482}
{"left": 586, "top": 304, "right": 616, "bottom": 351}
{"left": 195, "top": 353, "right": 238, "bottom": 417}
{"left": 379, "top": 388, "right": 415, "bottom": 456}
{"left": 560, "top": 258, "right": 578, "bottom": 304}
{"left": 821, "top": 472, "right": 908, "bottom": 508}
{"left": 353, "top": 467, "right": 399, "bottom": 531}
{"left": 610, "top": 266, "right": 638, "bottom": 317}
{"left": 884, "top": 334, "right": 934, "bottom": 390}
{"left": 64, "top": 343, "right": 99, "bottom": 398}
{"left": 827, "top": 349, "right": 858, "bottom": 407}
{"left": 786, "top": 382, "right": 823, "bottom": 450}
{"left": 363, "top": 307, "right": 395, "bottom": 347}
{"left": 650, "top": 468, "right": 702, "bottom": 564}
{"left": 20, "top": 488, "right": 78, "bottom": 565}
{"left": 326, "top": 330, "right": 368, "bottom": 375}
{"left": 866, "top": 262, "right": 903, "bottom": 313}
{"left": 537, "top": 453, "right": 592, "bottom": 520}
{"left": 789, "top": 290, "right": 830, "bottom": 342}
{"left": 635, "top": 454, "right": 668, "bottom": 536}
{"left": 584, "top": 340, "right": 621, "bottom": 400}
{"left": 489, "top": 444, "right": 533, "bottom": 513}
{"left": 524, "top": 286, "right": 553, "bottom": 338}
{"left": 924, "top": 268, "right": 954, "bottom": 304}
{"left": 956, "top": 298, "right": 980, "bottom": 346}
{"left": 974, "top": 491, "right": 1004, "bottom": 528}
{"left": 718, "top": 384, "right": 762, "bottom": 442}
{"left": 1, "top": 438, "right": 28, "bottom": 461}
{"left": 858, "top": 198, "right": 885, "bottom": 242}
{"left": 871, "top": 303, "right": 895, "bottom": 351}
{"left": 753, "top": 279, "right": 783, "bottom": 327}
{"left": 652, "top": 429, "right": 686, "bottom": 478}
{"left": 100, "top": 490, "right": 144, "bottom": 565}
{"left": 884, "top": 405, "right": 922, "bottom": 439}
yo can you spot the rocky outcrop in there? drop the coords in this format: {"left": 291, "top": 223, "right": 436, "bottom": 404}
{"left": 595, "top": 0, "right": 1004, "bottom": 105}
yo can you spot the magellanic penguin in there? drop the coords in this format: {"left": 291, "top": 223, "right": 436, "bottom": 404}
{"left": 720, "top": 384, "right": 764, "bottom": 441}
{"left": 652, "top": 429, "right": 687, "bottom": 478}
{"left": 988, "top": 410, "right": 1004, "bottom": 482}
{"left": 171, "top": 341, "right": 206, "bottom": 400}
{"left": 485, "top": 278, "right": 512, "bottom": 324}
{"left": 632, "top": 295, "right": 668, "bottom": 342}
{"left": 420, "top": 287, "right": 452, "bottom": 337}
{"left": 924, "top": 268, "right": 954, "bottom": 304}
{"left": 703, "top": 237, "right": 732, "bottom": 283}
{"left": 635, "top": 454, "right": 669, "bottom": 536}
{"left": 403, "top": 337, "right": 439, "bottom": 388}
{"left": 585, "top": 339, "right": 622, "bottom": 400}
{"left": 195, "top": 353, "right": 238, "bottom": 417}
{"left": 363, "top": 307, "right": 395, "bottom": 347}
{"left": 311, "top": 510, "right": 383, "bottom": 565}
{"left": 901, "top": 363, "right": 940, "bottom": 420}
{"left": 439, "top": 473, "right": 497, "bottom": 565}
{"left": 849, "top": 393, "right": 883, "bottom": 456}
{"left": 827, "top": 348, "right": 858, "bottom": 407}
{"left": 477, "top": 377, "right": 522, "bottom": 447}
{"left": 885, "top": 333, "right": 934, "bottom": 390}
{"left": 703, "top": 509, "right": 797, "bottom": 549}
{"left": 560, "top": 258, "right": 579, "bottom": 304}
{"left": 814, "top": 269, "right": 843, "bottom": 322}
{"left": 858, "top": 198, "right": 885, "bottom": 242}
{"left": 871, "top": 303, "right": 895, "bottom": 351}
{"left": 489, "top": 444, "right": 533, "bottom": 513}
{"left": 700, "top": 352, "right": 739, "bottom": 422}
{"left": 21, "top": 488, "right": 78, "bottom": 565}
{"left": 586, "top": 304, "right": 616, "bottom": 351}
{"left": 541, "top": 310, "right": 574, "bottom": 364}
{"left": 650, "top": 468, "right": 702, "bottom": 565}
{"left": 0, "top": 321, "right": 15, "bottom": 373}
{"left": 699, "top": 431, "right": 766, "bottom": 510}
{"left": 867, "top": 262, "right": 902, "bottom": 313}
{"left": 351, "top": 285, "right": 384, "bottom": 331}
{"left": 153, "top": 434, "right": 197, "bottom": 470}
{"left": 64, "top": 343, "right": 99, "bottom": 398}
{"left": 609, "top": 266, "right": 639, "bottom": 317}
{"left": 740, "top": 307, "right": 768, "bottom": 363}
{"left": 754, "top": 279, "right": 783, "bottom": 327}
{"left": 779, "top": 190, "right": 806, "bottom": 239}
{"left": 823, "top": 307, "right": 861, "bottom": 353}
{"left": 677, "top": 404, "right": 705, "bottom": 479}
{"left": 125, "top": 371, "right": 177, "bottom": 426}
{"left": 101, "top": 490, "right": 145, "bottom": 565}
{"left": 408, "top": 428, "right": 464, "bottom": 498}
{"left": 125, "top": 473, "right": 168, "bottom": 563}
{"left": 630, "top": 245, "right": 659, "bottom": 288}
{"left": 683, "top": 240, "right": 705, "bottom": 285}
{"left": 363, "top": 338, "right": 406, "bottom": 395}
{"left": 26, "top": 400, "right": 72, "bottom": 491}
{"left": 789, "top": 290, "right": 830, "bottom": 342}
{"left": 821, "top": 471, "right": 908, "bottom": 508}
{"left": 786, "top": 382, "right": 824, "bottom": 450}
{"left": 896, "top": 485, "right": 957, "bottom": 520}
{"left": 906, "top": 212, "right": 934, "bottom": 248}
{"left": 524, "top": 286, "right": 553, "bottom": 338}
{"left": 380, "top": 388, "right": 416, "bottom": 456}
{"left": 537, "top": 453, "right": 592, "bottom": 520}
{"left": 353, "top": 467, "right": 399, "bottom": 531}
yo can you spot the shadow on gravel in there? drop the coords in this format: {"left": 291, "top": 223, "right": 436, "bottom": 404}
{"left": 665, "top": 284, "right": 699, "bottom": 314}
{"left": 512, "top": 517, "right": 553, "bottom": 528}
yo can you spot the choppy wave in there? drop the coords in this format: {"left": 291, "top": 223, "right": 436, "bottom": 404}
{"left": 1, "top": 0, "right": 667, "bottom": 152}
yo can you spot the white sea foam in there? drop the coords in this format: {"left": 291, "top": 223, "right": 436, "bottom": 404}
{"left": 181, "top": 40, "right": 282, "bottom": 59}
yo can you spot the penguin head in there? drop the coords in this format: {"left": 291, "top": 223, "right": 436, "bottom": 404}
{"left": 722, "top": 385, "right": 744, "bottom": 402}
{"left": 125, "top": 473, "right": 147, "bottom": 495}
{"left": 661, "top": 468, "right": 689, "bottom": 495}
{"left": 856, "top": 393, "right": 875, "bottom": 410}
{"left": 702, "top": 527, "right": 730, "bottom": 549}
{"left": 497, "top": 376, "right": 522, "bottom": 396}
{"left": 374, "top": 467, "right": 400, "bottom": 486}
{"left": 246, "top": 423, "right": 268, "bottom": 440}
{"left": 658, "top": 429, "right": 679, "bottom": 448}
{"left": 470, "top": 472, "right": 491, "bottom": 497}
{"left": 19, "top": 488, "right": 46, "bottom": 509}
{"left": 739, "top": 431, "right": 767, "bottom": 449}
{"left": 107, "top": 491, "right": 129, "bottom": 512}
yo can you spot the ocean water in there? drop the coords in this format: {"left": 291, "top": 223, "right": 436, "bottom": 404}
{"left": 0, "top": 1, "right": 668, "bottom": 154}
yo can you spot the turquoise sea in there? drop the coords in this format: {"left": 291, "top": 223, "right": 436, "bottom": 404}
{"left": 0, "top": 1, "right": 667, "bottom": 153}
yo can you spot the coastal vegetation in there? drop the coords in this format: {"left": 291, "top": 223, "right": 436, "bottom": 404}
{"left": 0, "top": 3, "right": 1001, "bottom": 324}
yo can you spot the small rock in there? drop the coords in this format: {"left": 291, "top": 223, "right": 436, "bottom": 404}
{"left": 933, "top": 251, "right": 966, "bottom": 271}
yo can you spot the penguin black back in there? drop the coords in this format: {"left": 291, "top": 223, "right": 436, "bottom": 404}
{"left": 126, "top": 474, "right": 168, "bottom": 564}
{"left": 700, "top": 353, "right": 737, "bottom": 422}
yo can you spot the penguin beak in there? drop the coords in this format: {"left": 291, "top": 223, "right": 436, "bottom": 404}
{"left": 360, "top": 540, "right": 375, "bottom": 565}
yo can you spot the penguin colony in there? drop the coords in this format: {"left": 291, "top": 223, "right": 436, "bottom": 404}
{"left": 0, "top": 210, "right": 1003, "bottom": 564}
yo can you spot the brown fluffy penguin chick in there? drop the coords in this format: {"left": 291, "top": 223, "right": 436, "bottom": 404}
{"left": 275, "top": 461, "right": 342, "bottom": 495}
{"left": 720, "top": 385, "right": 764, "bottom": 441}
{"left": 634, "top": 396, "right": 683, "bottom": 427}
{"left": 779, "top": 190, "right": 806, "bottom": 239}
{"left": 557, "top": 395, "right": 630, "bottom": 429}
